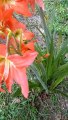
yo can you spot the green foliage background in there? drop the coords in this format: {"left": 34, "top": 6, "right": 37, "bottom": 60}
{"left": 45, "top": 0, "right": 68, "bottom": 36}
{"left": 0, "top": 0, "right": 68, "bottom": 120}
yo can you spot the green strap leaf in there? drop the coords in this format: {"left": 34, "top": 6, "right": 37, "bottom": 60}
{"left": 31, "top": 64, "right": 48, "bottom": 94}
{"left": 50, "top": 63, "right": 68, "bottom": 90}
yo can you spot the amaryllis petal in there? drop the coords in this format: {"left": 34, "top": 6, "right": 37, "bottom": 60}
{"left": 26, "top": 41, "right": 35, "bottom": 51}
{"left": 0, "top": 44, "right": 6, "bottom": 56}
{"left": 36, "top": 0, "right": 44, "bottom": 10}
{"left": 5, "top": 64, "right": 14, "bottom": 93}
{"left": 21, "top": 41, "right": 35, "bottom": 53}
{"left": 24, "top": 30, "right": 34, "bottom": 40}
{"left": 28, "top": 0, "right": 35, "bottom": 11}
{"left": 0, "top": 0, "right": 32, "bottom": 17}
{"left": 0, "top": 63, "right": 4, "bottom": 82}
{"left": 8, "top": 51, "right": 38, "bottom": 67}
{"left": 3, "top": 59, "right": 9, "bottom": 80}
{"left": 5, "top": 17, "right": 26, "bottom": 32}
{"left": 11, "top": 2, "right": 32, "bottom": 17}
{"left": 13, "top": 67, "right": 29, "bottom": 98}
{"left": 0, "top": 7, "right": 13, "bottom": 21}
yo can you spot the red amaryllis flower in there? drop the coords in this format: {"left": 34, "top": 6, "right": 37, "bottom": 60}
{"left": 28, "top": 0, "right": 44, "bottom": 11}
{"left": 21, "top": 41, "right": 37, "bottom": 54}
{"left": 0, "top": 44, "right": 38, "bottom": 98}
{"left": 23, "top": 30, "right": 35, "bottom": 40}
{"left": 0, "top": 0, "right": 32, "bottom": 17}
{"left": 8, "top": 28, "right": 35, "bottom": 52}
{"left": 0, "top": 0, "right": 44, "bottom": 17}
{"left": 0, "top": 6, "right": 26, "bottom": 38}
{"left": 14, "top": 29, "right": 35, "bottom": 42}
